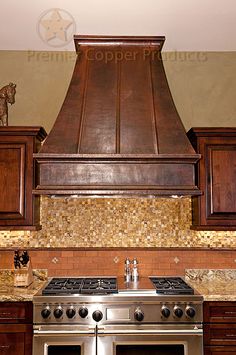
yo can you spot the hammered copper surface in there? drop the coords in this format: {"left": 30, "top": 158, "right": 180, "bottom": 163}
{"left": 34, "top": 36, "right": 200, "bottom": 196}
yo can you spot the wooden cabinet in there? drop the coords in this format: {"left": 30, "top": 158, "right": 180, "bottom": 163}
{"left": 0, "top": 302, "right": 33, "bottom": 355}
{"left": 187, "top": 128, "right": 236, "bottom": 230}
{"left": 204, "top": 348, "right": 236, "bottom": 354}
{"left": 0, "top": 127, "right": 47, "bottom": 230}
{"left": 204, "top": 301, "right": 236, "bottom": 354}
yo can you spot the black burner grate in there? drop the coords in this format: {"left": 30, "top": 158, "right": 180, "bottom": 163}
{"left": 42, "top": 277, "right": 118, "bottom": 295}
{"left": 42, "top": 278, "right": 84, "bottom": 295}
{"left": 81, "top": 278, "right": 117, "bottom": 294}
{"left": 150, "top": 277, "right": 194, "bottom": 295}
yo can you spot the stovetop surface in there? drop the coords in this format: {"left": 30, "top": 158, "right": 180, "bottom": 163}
{"left": 34, "top": 276, "right": 203, "bottom": 326}
{"left": 41, "top": 276, "right": 195, "bottom": 296}
{"left": 150, "top": 277, "right": 194, "bottom": 295}
{"left": 42, "top": 277, "right": 118, "bottom": 295}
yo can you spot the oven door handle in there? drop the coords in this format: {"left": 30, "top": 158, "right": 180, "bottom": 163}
{"left": 97, "top": 328, "right": 203, "bottom": 336}
{"left": 34, "top": 329, "right": 95, "bottom": 335}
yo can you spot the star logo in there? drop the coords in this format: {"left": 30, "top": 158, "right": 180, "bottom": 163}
{"left": 37, "top": 8, "right": 76, "bottom": 48}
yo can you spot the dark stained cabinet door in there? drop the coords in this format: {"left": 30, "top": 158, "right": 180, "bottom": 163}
{"left": 187, "top": 128, "right": 236, "bottom": 230}
{"left": 204, "top": 302, "right": 236, "bottom": 355}
{"left": 0, "top": 302, "right": 33, "bottom": 355}
{"left": 0, "top": 127, "right": 47, "bottom": 230}
{"left": 0, "top": 331, "right": 25, "bottom": 355}
{"left": 205, "top": 347, "right": 236, "bottom": 354}
{"left": 0, "top": 144, "right": 25, "bottom": 219}
{"left": 210, "top": 148, "right": 236, "bottom": 214}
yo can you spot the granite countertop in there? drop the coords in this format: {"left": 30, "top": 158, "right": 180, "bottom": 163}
{"left": 1, "top": 268, "right": 236, "bottom": 302}
{"left": 185, "top": 269, "right": 236, "bottom": 301}
{"left": 0, "top": 270, "right": 47, "bottom": 301}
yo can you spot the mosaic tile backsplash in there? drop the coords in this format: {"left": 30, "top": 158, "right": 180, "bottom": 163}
{"left": 0, "top": 197, "right": 236, "bottom": 249}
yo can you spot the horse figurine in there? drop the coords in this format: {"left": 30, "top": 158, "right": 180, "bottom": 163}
{"left": 0, "top": 83, "right": 16, "bottom": 126}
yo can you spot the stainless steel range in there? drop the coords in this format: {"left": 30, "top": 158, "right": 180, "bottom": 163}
{"left": 33, "top": 276, "right": 203, "bottom": 355}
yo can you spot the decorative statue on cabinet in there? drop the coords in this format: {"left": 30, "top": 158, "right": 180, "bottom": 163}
{"left": 0, "top": 82, "right": 16, "bottom": 126}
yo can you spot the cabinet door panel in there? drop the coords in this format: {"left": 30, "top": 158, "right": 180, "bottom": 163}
{"left": 0, "top": 144, "right": 25, "bottom": 219}
{"left": 0, "top": 333, "right": 24, "bottom": 355}
{"left": 209, "top": 147, "right": 236, "bottom": 215}
{"left": 204, "top": 324, "right": 236, "bottom": 346}
{"left": 0, "top": 302, "right": 33, "bottom": 323}
{"left": 187, "top": 128, "right": 236, "bottom": 229}
{"left": 0, "top": 127, "right": 47, "bottom": 230}
{"left": 204, "top": 302, "right": 236, "bottom": 323}
{"left": 205, "top": 346, "right": 236, "bottom": 354}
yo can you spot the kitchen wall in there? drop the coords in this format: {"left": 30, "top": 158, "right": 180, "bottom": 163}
{"left": 0, "top": 50, "right": 236, "bottom": 275}
{"left": 1, "top": 197, "right": 236, "bottom": 276}
{"left": 1, "top": 197, "right": 236, "bottom": 249}
{"left": 1, "top": 249, "right": 236, "bottom": 277}
{"left": 0, "top": 51, "right": 236, "bottom": 132}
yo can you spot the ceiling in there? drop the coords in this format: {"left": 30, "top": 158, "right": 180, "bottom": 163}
{"left": 1, "top": 0, "right": 236, "bottom": 51}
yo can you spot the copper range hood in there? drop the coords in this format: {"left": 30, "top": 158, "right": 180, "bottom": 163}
{"left": 33, "top": 36, "right": 201, "bottom": 197}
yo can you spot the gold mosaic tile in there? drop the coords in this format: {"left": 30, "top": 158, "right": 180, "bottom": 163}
{"left": 0, "top": 196, "right": 236, "bottom": 248}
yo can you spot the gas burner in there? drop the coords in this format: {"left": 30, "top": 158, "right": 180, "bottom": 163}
{"left": 81, "top": 278, "right": 117, "bottom": 294}
{"left": 42, "top": 278, "right": 84, "bottom": 295}
{"left": 42, "top": 277, "right": 118, "bottom": 295}
{"left": 150, "top": 277, "right": 194, "bottom": 295}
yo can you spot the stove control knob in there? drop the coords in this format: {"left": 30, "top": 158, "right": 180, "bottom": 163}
{"left": 66, "top": 307, "right": 76, "bottom": 319}
{"left": 186, "top": 306, "right": 196, "bottom": 318}
{"left": 174, "top": 306, "right": 183, "bottom": 318}
{"left": 79, "top": 307, "right": 88, "bottom": 319}
{"left": 161, "top": 306, "right": 171, "bottom": 318}
{"left": 41, "top": 307, "right": 51, "bottom": 319}
{"left": 92, "top": 310, "right": 103, "bottom": 322}
{"left": 54, "top": 306, "right": 63, "bottom": 319}
{"left": 134, "top": 308, "right": 144, "bottom": 322}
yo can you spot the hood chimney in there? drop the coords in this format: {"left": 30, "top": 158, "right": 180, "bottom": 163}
{"left": 34, "top": 36, "right": 200, "bottom": 197}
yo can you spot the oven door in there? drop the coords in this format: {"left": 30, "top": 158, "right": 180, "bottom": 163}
{"left": 33, "top": 325, "right": 96, "bottom": 355}
{"left": 97, "top": 324, "right": 203, "bottom": 355}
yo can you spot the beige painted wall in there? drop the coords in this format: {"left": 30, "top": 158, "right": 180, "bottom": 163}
{"left": 0, "top": 50, "right": 235, "bottom": 133}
